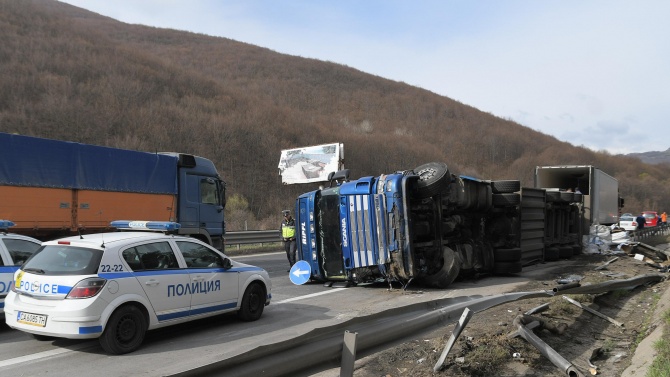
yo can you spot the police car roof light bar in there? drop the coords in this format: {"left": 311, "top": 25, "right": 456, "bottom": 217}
{"left": 110, "top": 220, "right": 181, "bottom": 232}
{"left": 0, "top": 219, "right": 16, "bottom": 231}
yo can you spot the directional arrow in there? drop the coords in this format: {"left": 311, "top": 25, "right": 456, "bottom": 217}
{"left": 292, "top": 268, "right": 310, "bottom": 278}
{"left": 289, "top": 260, "right": 312, "bottom": 285}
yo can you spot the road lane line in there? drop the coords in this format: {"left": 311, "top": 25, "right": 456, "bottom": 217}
{"left": 0, "top": 342, "right": 93, "bottom": 368}
{"left": 276, "top": 288, "right": 348, "bottom": 304}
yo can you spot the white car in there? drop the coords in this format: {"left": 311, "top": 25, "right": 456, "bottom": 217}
{"left": 4, "top": 221, "right": 271, "bottom": 354}
{"left": 0, "top": 220, "right": 43, "bottom": 318}
{"left": 618, "top": 214, "right": 637, "bottom": 231}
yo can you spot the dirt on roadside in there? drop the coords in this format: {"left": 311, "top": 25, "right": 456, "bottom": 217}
{"left": 349, "top": 235, "right": 670, "bottom": 377}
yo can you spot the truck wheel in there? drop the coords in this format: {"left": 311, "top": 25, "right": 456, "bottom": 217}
{"left": 545, "top": 247, "right": 559, "bottom": 261}
{"left": 422, "top": 246, "right": 460, "bottom": 288}
{"left": 558, "top": 246, "right": 573, "bottom": 259}
{"left": 545, "top": 191, "right": 561, "bottom": 202}
{"left": 560, "top": 192, "right": 574, "bottom": 202}
{"left": 414, "top": 162, "right": 449, "bottom": 199}
{"left": 492, "top": 193, "right": 520, "bottom": 207}
{"left": 491, "top": 180, "right": 521, "bottom": 194}
{"left": 99, "top": 304, "right": 147, "bottom": 355}
{"left": 493, "top": 261, "right": 522, "bottom": 274}
{"left": 237, "top": 282, "right": 266, "bottom": 322}
{"left": 493, "top": 248, "right": 522, "bottom": 262}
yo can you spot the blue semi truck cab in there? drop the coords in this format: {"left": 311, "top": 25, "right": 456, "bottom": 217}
{"left": 295, "top": 162, "right": 523, "bottom": 288}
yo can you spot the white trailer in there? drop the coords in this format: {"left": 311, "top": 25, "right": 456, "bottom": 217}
{"left": 534, "top": 165, "right": 620, "bottom": 233}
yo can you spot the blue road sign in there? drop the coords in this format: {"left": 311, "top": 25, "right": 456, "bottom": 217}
{"left": 289, "top": 260, "right": 311, "bottom": 285}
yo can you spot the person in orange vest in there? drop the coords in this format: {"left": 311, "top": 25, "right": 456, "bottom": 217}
{"left": 662, "top": 212, "right": 667, "bottom": 225}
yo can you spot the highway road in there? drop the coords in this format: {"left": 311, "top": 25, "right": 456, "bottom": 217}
{"left": 0, "top": 250, "right": 549, "bottom": 377}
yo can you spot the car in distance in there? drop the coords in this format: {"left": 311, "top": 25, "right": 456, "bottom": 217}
{"left": 4, "top": 221, "right": 272, "bottom": 354}
{"left": 618, "top": 214, "right": 637, "bottom": 231}
{"left": 0, "top": 220, "right": 42, "bottom": 318}
{"left": 642, "top": 211, "right": 659, "bottom": 227}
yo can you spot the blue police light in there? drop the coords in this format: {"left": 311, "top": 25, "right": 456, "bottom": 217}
{"left": 0, "top": 220, "right": 16, "bottom": 229}
{"left": 110, "top": 220, "right": 181, "bottom": 232}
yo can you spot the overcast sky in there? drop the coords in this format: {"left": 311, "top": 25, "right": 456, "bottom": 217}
{"left": 59, "top": 0, "right": 670, "bottom": 155}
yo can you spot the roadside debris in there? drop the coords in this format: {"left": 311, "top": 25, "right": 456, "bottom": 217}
{"left": 509, "top": 314, "right": 584, "bottom": 377}
{"left": 433, "top": 308, "right": 473, "bottom": 372}
{"left": 562, "top": 296, "right": 625, "bottom": 328}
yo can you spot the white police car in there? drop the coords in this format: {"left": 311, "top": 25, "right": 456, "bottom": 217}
{"left": 4, "top": 221, "right": 271, "bottom": 354}
{"left": 0, "top": 220, "right": 43, "bottom": 318}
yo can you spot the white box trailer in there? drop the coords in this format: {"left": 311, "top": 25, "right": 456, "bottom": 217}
{"left": 534, "top": 165, "right": 620, "bottom": 233}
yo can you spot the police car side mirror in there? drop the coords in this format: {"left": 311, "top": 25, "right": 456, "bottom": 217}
{"left": 222, "top": 258, "right": 233, "bottom": 270}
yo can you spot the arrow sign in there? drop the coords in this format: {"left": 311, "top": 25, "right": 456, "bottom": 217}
{"left": 289, "top": 260, "right": 312, "bottom": 285}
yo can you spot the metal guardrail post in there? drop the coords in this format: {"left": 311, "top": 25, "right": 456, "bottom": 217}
{"left": 340, "top": 330, "right": 357, "bottom": 377}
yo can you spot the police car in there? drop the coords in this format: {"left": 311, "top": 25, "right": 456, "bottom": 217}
{"left": 0, "top": 220, "right": 43, "bottom": 318}
{"left": 4, "top": 221, "right": 272, "bottom": 354}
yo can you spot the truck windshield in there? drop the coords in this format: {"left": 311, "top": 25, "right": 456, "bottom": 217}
{"left": 316, "top": 192, "right": 345, "bottom": 278}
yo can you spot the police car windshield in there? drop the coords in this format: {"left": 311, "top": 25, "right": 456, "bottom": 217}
{"left": 22, "top": 245, "right": 103, "bottom": 276}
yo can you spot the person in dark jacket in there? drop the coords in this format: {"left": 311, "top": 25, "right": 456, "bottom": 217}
{"left": 635, "top": 214, "right": 646, "bottom": 230}
{"left": 280, "top": 210, "right": 297, "bottom": 270}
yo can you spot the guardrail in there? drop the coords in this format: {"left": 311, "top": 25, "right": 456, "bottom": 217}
{"left": 225, "top": 230, "right": 281, "bottom": 246}
{"left": 631, "top": 223, "right": 670, "bottom": 241}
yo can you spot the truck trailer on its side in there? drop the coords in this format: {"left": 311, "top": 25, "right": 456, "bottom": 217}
{"left": 295, "top": 162, "right": 622, "bottom": 288}
{"left": 295, "top": 162, "right": 523, "bottom": 288}
{"left": 0, "top": 133, "right": 226, "bottom": 249}
{"left": 534, "top": 165, "right": 621, "bottom": 233}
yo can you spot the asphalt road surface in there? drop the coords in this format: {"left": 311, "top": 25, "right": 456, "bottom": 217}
{"left": 0, "top": 251, "right": 541, "bottom": 377}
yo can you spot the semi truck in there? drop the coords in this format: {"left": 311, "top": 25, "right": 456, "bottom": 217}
{"left": 295, "top": 162, "right": 523, "bottom": 288}
{"left": 295, "top": 162, "right": 621, "bottom": 288}
{"left": 0, "top": 133, "right": 226, "bottom": 249}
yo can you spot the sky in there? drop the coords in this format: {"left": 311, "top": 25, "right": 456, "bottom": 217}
{"left": 58, "top": 0, "right": 670, "bottom": 155}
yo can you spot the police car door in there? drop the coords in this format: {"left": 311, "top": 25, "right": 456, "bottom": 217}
{"left": 121, "top": 241, "right": 191, "bottom": 321}
{"left": 0, "top": 236, "right": 42, "bottom": 311}
{"left": 174, "top": 240, "right": 239, "bottom": 315}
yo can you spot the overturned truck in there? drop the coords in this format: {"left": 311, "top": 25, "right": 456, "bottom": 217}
{"left": 295, "top": 162, "right": 524, "bottom": 288}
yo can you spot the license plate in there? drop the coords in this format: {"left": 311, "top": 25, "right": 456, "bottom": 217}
{"left": 17, "top": 311, "right": 47, "bottom": 327}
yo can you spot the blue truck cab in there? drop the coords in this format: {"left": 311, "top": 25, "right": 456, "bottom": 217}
{"left": 296, "top": 163, "right": 524, "bottom": 288}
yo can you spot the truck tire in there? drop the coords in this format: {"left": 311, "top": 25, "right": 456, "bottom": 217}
{"left": 493, "top": 248, "right": 522, "bottom": 262}
{"left": 545, "top": 247, "right": 559, "bottom": 261}
{"left": 491, "top": 180, "right": 521, "bottom": 194}
{"left": 493, "top": 261, "right": 522, "bottom": 274}
{"left": 558, "top": 246, "right": 573, "bottom": 259}
{"left": 422, "top": 246, "right": 460, "bottom": 288}
{"left": 545, "top": 191, "right": 561, "bottom": 202}
{"left": 414, "top": 162, "right": 449, "bottom": 199}
{"left": 560, "top": 192, "right": 574, "bottom": 202}
{"left": 492, "top": 193, "right": 520, "bottom": 207}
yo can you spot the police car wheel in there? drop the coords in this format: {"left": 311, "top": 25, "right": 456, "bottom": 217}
{"left": 99, "top": 304, "right": 147, "bottom": 355}
{"left": 237, "top": 283, "right": 265, "bottom": 322}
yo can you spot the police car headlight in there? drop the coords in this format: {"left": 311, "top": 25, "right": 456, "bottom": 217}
{"left": 66, "top": 278, "right": 107, "bottom": 299}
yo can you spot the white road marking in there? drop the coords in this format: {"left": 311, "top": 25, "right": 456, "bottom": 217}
{"left": 0, "top": 342, "right": 93, "bottom": 368}
{"left": 276, "top": 288, "right": 348, "bottom": 304}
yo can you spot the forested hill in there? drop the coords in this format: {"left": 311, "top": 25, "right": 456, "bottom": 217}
{"left": 1, "top": 0, "right": 669, "bottom": 230}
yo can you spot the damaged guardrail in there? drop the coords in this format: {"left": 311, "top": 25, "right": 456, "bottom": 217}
{"left": 170, "top": 273, "right": 666, "bottom": 377}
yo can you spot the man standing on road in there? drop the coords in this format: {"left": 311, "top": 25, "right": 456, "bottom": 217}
{"left": 636, "top": 214, "right": 646, "bottom": 230}
{"left": 662, "top": 212, "right": 667, "bottom": 225}
{"left": 281, "top": 210, "right": 297, "bottom": 271}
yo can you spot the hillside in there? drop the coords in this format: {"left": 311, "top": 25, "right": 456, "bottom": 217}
{"left": 1, "top": 0, "right": 670, "bottom": 230}
{"left": 628, "top": 148, "right": 670, "bottom": 165}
